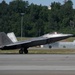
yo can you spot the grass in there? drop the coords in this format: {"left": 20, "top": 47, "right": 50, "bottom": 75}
{"left": 17, "top": 37, "right": 32, "bottom": 41}
{"left": 0, "top": 48, "right": 75, "bottom": 54}
{"left": 29, "top": 49, "right": 75, "bottom": 54}
{"left": 65, "top": 37, "right": 75, "bottom": 42}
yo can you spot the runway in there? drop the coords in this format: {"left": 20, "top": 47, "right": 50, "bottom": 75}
{"left": 0, "top": 54, "right": 75, "bottom": 75}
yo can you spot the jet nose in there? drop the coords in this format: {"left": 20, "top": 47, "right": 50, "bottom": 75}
{"left": 71, "top": 34, "right": 75, "bottom": 37}
{"left": 68, "top": 34, "right": 74, "bottom": 36}
{"left": 66, "top": 34, "right": 75, "bottom": 37}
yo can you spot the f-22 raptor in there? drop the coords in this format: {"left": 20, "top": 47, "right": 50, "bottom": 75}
{"left": 0, "top": 32, "right": 74, "bottom": 54}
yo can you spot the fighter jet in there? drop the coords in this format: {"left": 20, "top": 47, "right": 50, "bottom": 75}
{"left": 0, "top": 32, "right": 74, "bottom": 54}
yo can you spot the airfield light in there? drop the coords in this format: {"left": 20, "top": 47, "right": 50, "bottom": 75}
{"left": 21, "top": 13, "right": 24, "bottom": 40}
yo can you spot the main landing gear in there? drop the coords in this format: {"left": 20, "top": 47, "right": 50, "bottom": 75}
{"left": 19, "top": 48, "right": 28, "bottom": 54}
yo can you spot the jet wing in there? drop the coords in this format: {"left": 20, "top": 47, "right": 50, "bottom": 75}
{"left": 0, "top": 34, "right": 74, "bottom": 50}
{"left": 1, "top": 37, "right": 47, "bottom": 50}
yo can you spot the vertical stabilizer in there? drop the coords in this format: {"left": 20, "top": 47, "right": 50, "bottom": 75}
{"left": 7, "top": 32, "right": 18, "bottom": 43}
{"left": 0, "top": 32, "right": 13, "bottom": 46}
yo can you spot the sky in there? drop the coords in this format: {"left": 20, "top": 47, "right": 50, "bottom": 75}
{"left": 0, "top": 0, "right": 75, "bottom": 8}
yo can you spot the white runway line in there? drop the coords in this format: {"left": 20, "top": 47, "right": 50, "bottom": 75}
{"left": 0, "top": 66, "right": 75, "bottom": 70}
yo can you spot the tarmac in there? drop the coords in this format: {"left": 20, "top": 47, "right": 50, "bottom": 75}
{"left": 0, "top": 54, "right": 75, "bottom": 75}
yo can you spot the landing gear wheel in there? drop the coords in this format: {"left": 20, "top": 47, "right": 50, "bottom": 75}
{"left": 19, "top": 48, "right": 28, "bottom": 54}
{"left": 23, "top": 47, "right": 28, "bottom": 54}
{"left": 24, "top": 50, "right": 28, "bottom": 54}
{"left": 19, "top": 50, "right": 23, "bottom": 54}
{"left": 49, "top": 45, "right": 52, "bottom": 48}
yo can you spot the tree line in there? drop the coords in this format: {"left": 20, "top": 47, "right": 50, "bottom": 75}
{"left": 0, "top": 0, "right": 75, "bottom": 37}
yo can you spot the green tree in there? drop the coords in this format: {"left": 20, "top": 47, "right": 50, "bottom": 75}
{"left": 0, "top": 0, "right": 75, "bottom": 37}
{"left": 48, "top": 2, "right": 61, "bottom": 32}
{"left": 0, "top": 0, "right": 9, "bottom": 32}
{"left": 60, "top": 0, "right": 73, "bottom": 33}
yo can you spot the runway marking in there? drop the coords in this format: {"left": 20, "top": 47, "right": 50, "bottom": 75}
{"left": 0, "top": 66, "right": 75, "bottom": 70}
